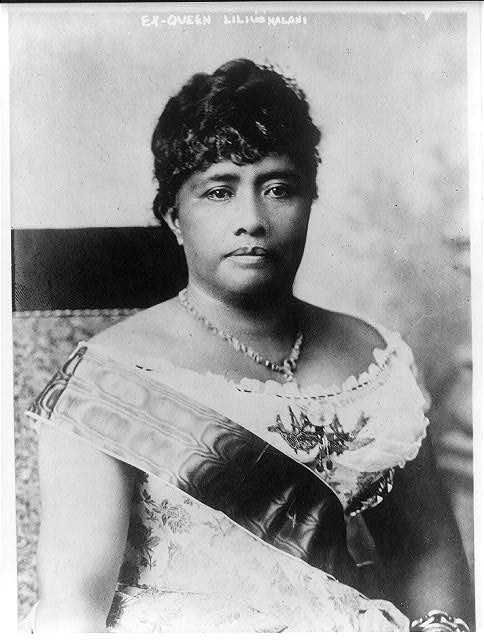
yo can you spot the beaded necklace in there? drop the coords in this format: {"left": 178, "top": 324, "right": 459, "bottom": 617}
{"left": 178, "top": 288, "right": 303, "bottom": 382}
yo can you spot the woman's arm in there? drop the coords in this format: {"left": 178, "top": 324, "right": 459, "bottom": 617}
{"left": 35, "top": 425, "right": 135, "bottom": 632}
{"left": 362, "top": 434, "right": 474, "bottom": 628}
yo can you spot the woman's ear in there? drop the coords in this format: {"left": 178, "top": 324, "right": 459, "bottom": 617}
{"left": 163, "top": 207, "right": 183, "bottom": 246}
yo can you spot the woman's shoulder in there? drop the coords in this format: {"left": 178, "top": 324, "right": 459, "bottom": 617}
{"left": 298, "top": 300, "right": 389, "bottom": 373}
{"left": 87, "top": 297, "right": 188, "bottom": 361}
{"left": 296, "top": 301, "right": 421, "bottom": 399}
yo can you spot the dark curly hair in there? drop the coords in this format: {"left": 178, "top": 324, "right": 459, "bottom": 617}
{"left": 151, "top": 58, "right": 322, "bottom": 222}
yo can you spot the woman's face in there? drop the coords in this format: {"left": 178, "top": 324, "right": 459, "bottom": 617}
{"left": 170, "top": 154, "right": 312, "bottom": 300}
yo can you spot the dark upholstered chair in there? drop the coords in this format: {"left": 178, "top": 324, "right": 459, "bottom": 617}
{"left": 13, "top": 226, "right": 186, "bottom": 620}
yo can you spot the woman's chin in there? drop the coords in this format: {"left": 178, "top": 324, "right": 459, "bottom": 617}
{"left": 215, "top": 273, "right": 294, "bottom": 301}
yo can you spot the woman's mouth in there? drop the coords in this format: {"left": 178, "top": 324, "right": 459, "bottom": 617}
{"left": 225, "top": 246, "right": 273, "bottom": 266}
{"left": 227, "top": 246, "right": 270, "bottom": 257}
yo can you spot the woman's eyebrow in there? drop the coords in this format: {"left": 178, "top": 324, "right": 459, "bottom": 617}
{"left": 197, "top": 172, "right": 240, "bottom": 186}
{"left": 256, "top": 170, "right": 302, "bottom": 184}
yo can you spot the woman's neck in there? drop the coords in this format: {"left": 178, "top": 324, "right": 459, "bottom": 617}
{"left": 184, "top": 282, "right": 300, "bottom": 340}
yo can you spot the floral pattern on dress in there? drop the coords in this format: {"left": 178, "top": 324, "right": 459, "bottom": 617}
{"left": 107, "top": 477, "right": 409, "bottom": 632}
{"left": 143, "top": 494, "right": 193, "bottom": 535}
{"left": 119, "top": 475, "right": 193, "bottom": 588}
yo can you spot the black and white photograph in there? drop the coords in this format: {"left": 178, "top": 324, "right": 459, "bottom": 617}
{"left": 2, "top": 1, "right": 482, "bottom": 634}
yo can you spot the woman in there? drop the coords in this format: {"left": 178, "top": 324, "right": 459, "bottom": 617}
{"left": 25, "top": 59, "right": 472, "bottom": 632}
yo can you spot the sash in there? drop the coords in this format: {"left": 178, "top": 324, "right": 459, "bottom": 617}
{"left": 28, "top": 344, "right": 361, "bottom": 589}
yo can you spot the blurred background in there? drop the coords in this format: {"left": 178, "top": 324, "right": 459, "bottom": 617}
{"left": 9, "top": 3, "right": 474, "bottom": 621}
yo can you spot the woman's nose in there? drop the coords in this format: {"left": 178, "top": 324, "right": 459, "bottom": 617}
{"left": 233, "top": 191, "right": 268, "bottom": 236}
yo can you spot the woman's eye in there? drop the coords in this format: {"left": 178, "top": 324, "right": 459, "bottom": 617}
{"left": 266, "top": 185, "right": 292, "bottom": 199}
{"left": 206, "top": 187, "right": 233, "bottom": 201}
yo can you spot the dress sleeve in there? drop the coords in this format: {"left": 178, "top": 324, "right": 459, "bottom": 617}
{"left": 383, "top": 326, "right": 432, "bottom": 412}
{"left": 335, "top": 327, "right": 430, "bottom": 517}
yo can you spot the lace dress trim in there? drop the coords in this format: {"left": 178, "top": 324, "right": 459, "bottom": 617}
{"left": 83, "top": 322, "right": 406, "bottom": 401}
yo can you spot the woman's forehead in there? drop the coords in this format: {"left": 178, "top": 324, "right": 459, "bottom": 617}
{"left": 190, "top": 155, "right": 302, "bottom": 183}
